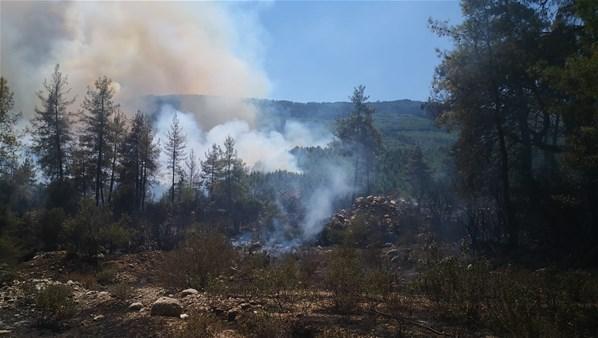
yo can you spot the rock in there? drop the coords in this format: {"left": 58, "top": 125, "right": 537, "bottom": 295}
{"left": 93, "top": 314, "right": 104, "bottom": 321}
{"left": 151, "top": 297, "right": 183, "bottom": 317}
{"left": 97, "top": 291, "right": 110, "bottom": 298}
{"left": 180, "top": 313, "right": 189, "bottom": 320}
{"left": 227, "top": 308, "right": 239, "bottom": 321}
{"left": 0, "top": 330, "right": 11, "bottom": 336}
{"left": 181, "top": 288, "right": 198, "bottom": 297}
{"left": 66, "top": 280, "right": 75, "bottom": 286}
{"left": 239, "top": 303, "right": 251, "bottom": 310}
{"left": 128, "top": 302, "right": 143, "bottom": 311}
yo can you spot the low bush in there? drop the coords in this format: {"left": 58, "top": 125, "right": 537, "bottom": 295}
{"left": 323, "top": 247, "right": 364, "bottom": 313}
{"left": 160, "top": 229, "right": 237, "bottom": 290}
{"left": 238, "top": 311, "right": 290, "bottom": 338}
{"left": 415, "top": 258, "right": 598, "bottom": 337}
{"left": 110, "top": 281, "right": 132, "bottom": 301}
{"left": 96, "top": 265, "right": 117, "bottom": 285}
{"left": 35, "top": 284, "right": 76, "bottom": 330}
{"left": 179, "top": 313, "right": 222, "bottom": 338}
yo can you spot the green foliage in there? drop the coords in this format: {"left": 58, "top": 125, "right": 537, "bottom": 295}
{"left": 238, "top": 311, "right": 290, "bottom": 338}
{"left": 0, "top": 234, "right": 20, "bottom": 284}
{"left": 161, "top": 229, "right": 236, "bottom": 290}
{"left": 109, "top": 281, "right": 132, "bottom": 301}
{"left": 323, "top": 247, "right": 364, "bottom": 313}
{"left": 96, "top": 265, "right": 117, "bottom": 285}
{"left": 98, "top": 220, "right": 130, "bottom": 253}
{"left": 416, "top": 258, "right": 598, "bottom": 336}
{"left": 35, "top": 284, "right": 76, "bottom": 329}
{"left": 63, "top": 199, "right": 112, "bottom": 257}
{"left": 180, "top": 313, "right": 222, "bottom": 338}
{"left": 31, "top": 65, "right": 74, "bottom": 184}
{"left": 0, "top": 76, "right": 20, "bottom": 175}
{"left": 335, "top": 85, "right": 382, "bottom": 194}
{"left": 38, "top": 208, "right": 66, "bottom": 251}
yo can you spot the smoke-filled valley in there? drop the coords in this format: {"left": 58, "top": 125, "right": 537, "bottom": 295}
{"left": 1, "top": 1, "right": 598, "bottom": 337}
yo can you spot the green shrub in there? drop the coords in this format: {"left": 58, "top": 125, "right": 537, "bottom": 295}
{"left": 64, "top": 200, "right": 112, "bottom": 258}
{"left": 415, "top": 258, "right": 598, "bottom": 336}
{"left": 238, "top": 311, "right": 290, "bottom": 338}
{"left": 323, "top": 247, "right": 364, "bottom": 313}
{"left": 180, "top": 313, "right": 222, "bottom": 338}
{"left": 160, "top": 230, "right": 237, "bottom": 290}
{"left": 35, "top": 284, "right": 76, "bottom": 330}
{"left": 99, "top": 221, "right": 130, "bottom": 253}
{"left": 38, "top": 208, "right": 66, "bottom": 251}
{"left": 0, "top": 234, "right": 21, "bottom": 284}
{"left": 110, "top": 281, "right": 132, "bottom": 301}
{"left": 96, "top": 266, "right": 117, "bottom": 285}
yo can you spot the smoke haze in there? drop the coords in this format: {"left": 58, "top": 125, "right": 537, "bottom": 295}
{"left": 0, "top": 1, "right": 269, "bottom": 118}
{"left": 1, "top": 1, "right": 352, "bottom": 245}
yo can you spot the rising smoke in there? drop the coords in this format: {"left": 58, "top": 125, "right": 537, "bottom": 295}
{"left": 0, "top": 1, "right": 268, "bottom": 119}
{"left": 1, "top": 1, "right": 353, "bottom": 245}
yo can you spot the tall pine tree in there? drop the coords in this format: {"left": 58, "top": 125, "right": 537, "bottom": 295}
{"left": 81, "top": 76, "right": 117, "bottom": 207}
{"left": 31, "top": 64, "right": 74, "bottom": 183}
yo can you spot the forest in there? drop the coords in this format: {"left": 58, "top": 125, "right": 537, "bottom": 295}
{"left": 0, "top": 0, "right": 597, "bottom": 337}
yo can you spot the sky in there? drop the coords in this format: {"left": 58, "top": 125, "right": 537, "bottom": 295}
{"left": 0, "top": 1, "right": 463, "bottom": 113}
{"left": 252, "top": 1, "right": 463, "bottom": 102}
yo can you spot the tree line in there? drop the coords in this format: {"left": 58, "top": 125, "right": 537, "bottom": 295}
{"left": 428, "top": 0, "right": 598, "bottom": 261}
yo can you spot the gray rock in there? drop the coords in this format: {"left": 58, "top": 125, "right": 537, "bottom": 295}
{"left": 151, "top": 297, "right": 183, "bottom": 317}
{"left": 180, "top": 313, "right": 189, "bottom": 320}
{"left": 128, "top": 302, "right": 143, "bottom": 311}
{"left": 181, "top": 288, "right": 198, "bottom": 297}
{"left": 93, "top": 314, "right": 104, "bottom": 321}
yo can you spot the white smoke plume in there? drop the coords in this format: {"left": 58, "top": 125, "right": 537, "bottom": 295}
{"left": 1, "top": 1, "right": 353, "bottom": 245}
{"left": 155, "top": 106, "right": 333, "bottom": 175}
{"left": 0, "top": 1, "right": 268, "bottom": 120}
{"left": 302, "top": 164, "right": 353, "bottom": 239}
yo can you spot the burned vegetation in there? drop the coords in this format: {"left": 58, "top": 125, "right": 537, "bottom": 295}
{"left": 1, "top": 0, "right": 598, "bottom": 337}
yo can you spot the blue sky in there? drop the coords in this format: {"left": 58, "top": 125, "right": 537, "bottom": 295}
{"left": 253, "top": 1, "right": 462, "bottom": 102}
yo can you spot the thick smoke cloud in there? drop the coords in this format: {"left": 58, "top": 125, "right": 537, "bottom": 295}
{"left": 0, "top": 1, "right": 269, "bottom": 120}
{"left": 1, "top": 1, "right": 351, "bottom": 246}
{"left": 155, "top": 106, "right": 332, "bottom": 175}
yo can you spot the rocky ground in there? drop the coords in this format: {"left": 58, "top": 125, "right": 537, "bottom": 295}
{"left": 0, "top": 246, "right": 476, "bottom": 338}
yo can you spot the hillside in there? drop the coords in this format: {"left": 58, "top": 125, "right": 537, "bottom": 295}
{"left": 142, "top": 95, "right": 455, "bottom": 170}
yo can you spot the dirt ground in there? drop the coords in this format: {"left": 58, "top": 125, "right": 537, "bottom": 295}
{"left": 0, "top": 250, "right": 484, "bottom": 337}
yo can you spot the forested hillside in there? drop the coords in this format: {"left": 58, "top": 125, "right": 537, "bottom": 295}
{"left": 1, "top": 0, "right": 597, "bottom": 337}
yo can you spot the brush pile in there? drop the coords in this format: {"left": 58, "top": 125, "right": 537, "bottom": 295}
{"left": 322, "top": 195, "right": 418, "bottom": 246}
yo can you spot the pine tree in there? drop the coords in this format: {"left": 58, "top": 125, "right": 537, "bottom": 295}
{"left": 0, "top": 77, "right": 20, "bottom": 176}
{"left": 185, "top": 149, "right": 200, "bottom": 195}
{"left": 118, "top": 111, "right": 159, "bottom": 212}
{"left": 201, "top": 143, "right": 223, "bottom": 201}
{"left": 80, "top": 76, "right": 117, "bottom": 207}
{"left": 221, "top": 136, "right": 246, "bottom": 233}
{"left": 163, "top": 112, "right": 186, "bottom": 204}
{"left": 31, "top": 65, "right": 74, "bottom": 183}
{"left": 107, "top": 109, "right": 127, "bottom": 204}
{"left": 335, "top": 85, "right": 381, "bottom": 196}
{"left": 406, "top": 146, "right": 431, "bottom": 205}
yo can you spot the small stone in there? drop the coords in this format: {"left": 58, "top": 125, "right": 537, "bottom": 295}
{"left": 180, "top": 313, "right": 189, "bottom": 320}
{"left": 93, "top": 314, "right": 104, "bottom": 321}
{"left": 227, "top": 308, "right": 239, "bottom": 321}
{"left": 181, "top": 288, "right": 198, "bottom": 297}
{"left": 128, "top": 302, "right": 143, "bottom": 311}
{"left": 66, "top": 280, "right": 75, "bottom": 286}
